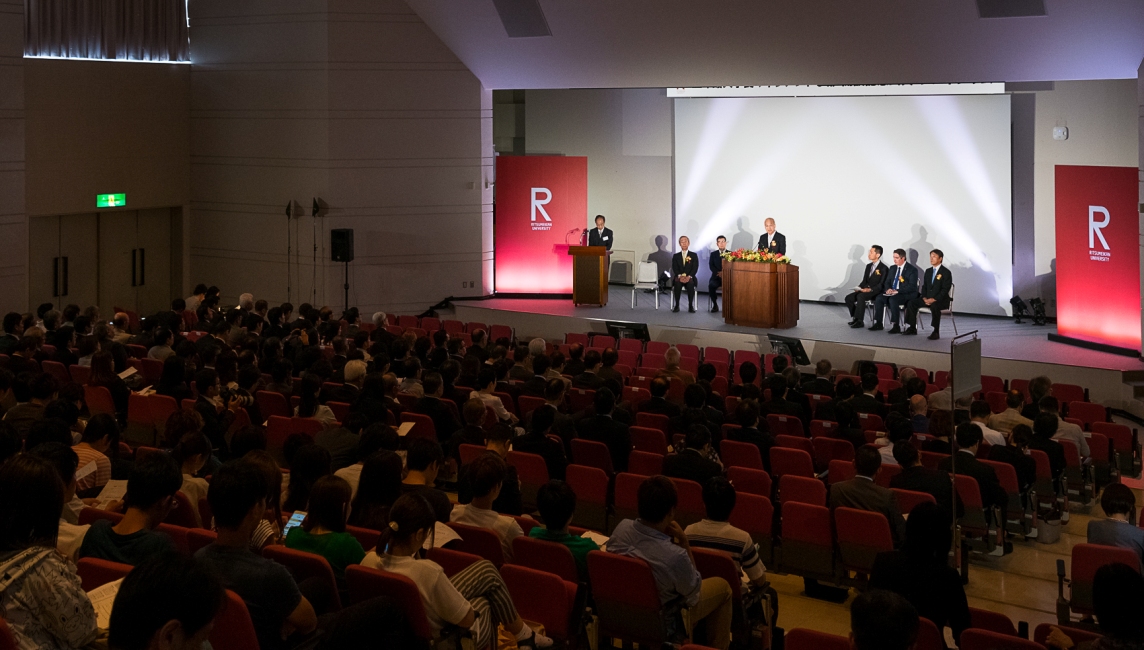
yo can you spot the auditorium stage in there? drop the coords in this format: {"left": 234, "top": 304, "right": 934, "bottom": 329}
{"left": 450, "top": 295, "right": 1144, "bottom": 406}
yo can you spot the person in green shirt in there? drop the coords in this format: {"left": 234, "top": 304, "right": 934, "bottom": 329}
{"left": 528, "top": 479, "right": 600, "bottom": 580}
{"left": 284, "top": 474, "right": 365, "bottom": 593}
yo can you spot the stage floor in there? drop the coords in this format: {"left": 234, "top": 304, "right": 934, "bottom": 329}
{"left": 457, "top": 295, "right": 1144, "bottom": 373}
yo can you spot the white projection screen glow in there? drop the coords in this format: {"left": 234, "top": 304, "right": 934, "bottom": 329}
{"left": 673, "top": 94, "right": 1013, "bottom": 316}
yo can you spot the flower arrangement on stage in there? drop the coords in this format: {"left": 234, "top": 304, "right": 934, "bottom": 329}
{"left": 721, "top": 248, "right": 792, "bottom": 264}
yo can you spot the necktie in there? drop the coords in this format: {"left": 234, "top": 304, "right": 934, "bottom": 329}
{"left": 893, "top": 267, "right": 900, "bottom": 290}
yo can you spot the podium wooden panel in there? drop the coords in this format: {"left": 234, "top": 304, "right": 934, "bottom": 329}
{"left": 723, "top": 261, "right": 799, "bottom": 328}
{"left": 568, "top": 246, "right": 608, "bottom": 306}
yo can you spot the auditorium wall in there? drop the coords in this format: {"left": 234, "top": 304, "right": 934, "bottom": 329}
{"left": 0, "top": 0, "right": 25, "bottom": 315}
{"left": 189, "top": 0, "right": 493, "bottom": 315}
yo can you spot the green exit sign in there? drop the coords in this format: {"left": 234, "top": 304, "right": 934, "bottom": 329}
{"left": 96, "top": 193, "right": 126, "bottom": 208}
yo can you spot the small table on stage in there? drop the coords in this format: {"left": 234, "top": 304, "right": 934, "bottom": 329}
{"left": 723, "top": 261, "right": 799, "bottom": 328}
{"left": 568, "top": 245, "right": 609, "bottom": 306}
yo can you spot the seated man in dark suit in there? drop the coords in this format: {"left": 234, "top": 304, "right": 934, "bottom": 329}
{"left": 727, "top": 400, "right": 776, "bottom": 472}
{"left": 563, "top": 343, "right": 586, "bottom": 377}
{"left": 663, "top": 425, "right": 723, "bottom": 486}
{"left": 640, "top": 377, "right": 682, "bottom": 418}
{"left": 845, "top": 245, "right": 889, "bottom": 328}
{"left": 937, "top": 424, "right": 1008, "bottom": 524}
{"left": 760, "top": 375, "right": 805, "bottom": 426}
{"left": 1028, "top": 413, "right": 1067, "bottom": 483}
{"left": 513, "top": 403, "right": 568, "bottom": 480}
{"left": 597, "top": 348, "right": 625, "bottom": 386}
{"left": 446, "top": 397, "right": 489, "bottom": 466}
{"left": 988, "top": 424, "right": 1037, "bottom": 494}
{"left": 708, "top": 235, "right": 728, "bottom": 313}
{"left": 802, "top": 359, "right": 835, "bottom": 397}
{"left": 507, "top": 345, "right": 534, "bottom": 382}
{"left": 414, "top": 371, "right": 461, "bottom": 444}
{"left": 904, "top": 249, "right": 953, "bottom": 341}
{"left": 671, "top": 235, "right": 700, "bottom": 313}
{"left": 829, "top": 445, "right": 907, "bottom": 547}
{"left": 889, "top": 440, "right": 962, "bottom": 518}
{"left": 870, "top": 248, "right": 918, "bottom": 333}
{"left": 520, "top": 354, "right": 551, "bottom": 397}
{"left": 576, "top": 388, "right": 632, "bottom": 472}
{"left": 572, "top": 349, "right": 606, "bottom": 390}
{"left": 845, "top": 373, "right": 887, "bottom": 418}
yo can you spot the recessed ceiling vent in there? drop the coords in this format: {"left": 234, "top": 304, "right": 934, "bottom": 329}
{"left": 977, "top": 0, "right": 1047, "bottom": 18}
{"left": 492, "top": 0, "right": 552, "bottom": 37}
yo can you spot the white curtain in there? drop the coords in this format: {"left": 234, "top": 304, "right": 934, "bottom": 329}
{"left": 25, "top": 0, "right": 190, "bottom": 62}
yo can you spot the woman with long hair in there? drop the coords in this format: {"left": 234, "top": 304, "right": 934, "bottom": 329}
{"left": 294, "top": 372, "right": 336, "bottom": 429}
{"left": 285, "top": 475, "right": 364, "bottom": 587}
{"left": 171, "top": 431, "right": 213, "bottom": 527}
{"left": 88, "top": 350, "right": 130, "bottom": 422}
{"left": 242, "top": 450, "right": 286, "bottom": 550}
{"left": 0, "top": 455, "right": 99, "bottom": 649}
{"left": 361, "top": 494, "right": 552, "bottom": 649}
{"left": 282, "top": 444, "right": 332, "bottom": 513}
{"left": 347, "top": 451, "right": 403, "bottom": 531}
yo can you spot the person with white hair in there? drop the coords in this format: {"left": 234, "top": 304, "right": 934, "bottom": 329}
{"left": 527, "top": 338, "right": 546, "bottom": 359}
{"left": 657, "top": 347, "right": 695, "bottom": 385}
{"left": 238, "top": 293, "right": 255, "bottom": 311}
{"left": 323, "top": 359, "right": 368, "bottom": 404}
{"left": 372, "top": 311, "right": 388, "bottom": 328}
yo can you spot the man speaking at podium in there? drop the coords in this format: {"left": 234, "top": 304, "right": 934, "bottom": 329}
{"left": 672, "top": 236, "right": 699, "bottom": 313}
{"left": 757, "top": 218, "right": 786, "bottom": 255}
{"left": 588, "top": 215, "right": 613, "bottom": 250}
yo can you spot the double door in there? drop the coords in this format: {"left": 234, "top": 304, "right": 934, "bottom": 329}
{"left": 30, "top": 208, "right": 174, "bottom": 315}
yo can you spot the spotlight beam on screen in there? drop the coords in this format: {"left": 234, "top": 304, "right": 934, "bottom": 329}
{"left": 914, "top": 96, "right": 1009, "bottom": 241}
{"left": 677, "top": 98, "right": 748, "bottom": 221}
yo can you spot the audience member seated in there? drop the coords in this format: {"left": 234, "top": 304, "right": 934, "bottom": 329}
{"left": 608, "top": 475, "right": 732, "bottom": 649}
{"left": 193, "top": 368, "right": 237, "bottom": 458}
{"left": 563, "top": 343, "right": 586, "bottom": 376}
{"left": 922, "top": 409, "right": 954, "bottom": 455}
{"left": 470, "top": 366, "right": 517, "bottom": 423}
{"left": 155, "top": 356, "right": 193, "bottom": 403}
{"left": 107, "top": 555, "right": 224, "bottom": 650}
{"left": 1087, "top": 483, "right": 1144, "bottom": 564}
{"left": 878, "top": 413, "right": 913, "bottom": 466}
{"left": 283, "top": 443, "right": 332, "bottom": 513}
{"left": 729, "top": 362, "right": 759, "bottom": 398}
{"left": 577, "top": 388, "right": 632, "bottom": 472}
{"left": 0, "top": 454, "right": 99, "bottom": 649}
{"left": 27, "top": 443, "right": 88, "bottom": 562}
{"left": 362, "top": 494, "right": 553, "bottom": 648}
{"left": 658, "top": 347, "right": 696, "bottom": 386}
{"left": 415, "top": 371, "right": 462, "bottom": 443}
{"left": 572, "top": 349, "right": 606, "bottom": 389}
{"left": 399, "top": 357, "right": 425, "bottom": 397}
{"left": 641, "top": 377, "right": 682, "bottom": 417}
{"left": 347, "top": 451, "right": 403, "bottom": 531}
{"left": 3, "top": 372, "right": 57, "bottom": 439}
{"left": 890, "top": 441, "right": 961, "bottom": 518}
{"left": 968, "top": 400, "right": 1006, "bottom": 447}
{"left": 845, "top": 373, "right": 887, "bottom": 418}
{"left": 72, "top": 413, "right": 114, "bottom": 495}
{"left": 1029, "top": 413, "right": 1067, "bottom": 482}
{"left": 727, "top": 399, "right": 776, "bottom": 472}
{"left": 830, "top": 446, "right": 906, "bottom": 547}
{"left": 664, "top": 425, "right": 724, "bottom": 486}
{"left": 850, "top": 590, "right": 919, "bottom": 650}
{"left": 802, "top": 360, "right": 835, "bottom": 397}
{"left": 334, "top": 423, "right": 398, "bottom": 498}
{"left": 1083, "top": 563, "right": 1144, "bottom": 649}
{"left": 512, "top": 403, "right": 568, "bottom": 481}
{"left": 171, "top": 431, "right": 212, "bottom": 527}
{"left": 685, "top": 477, "right": 769, "bottom": 589}
{"left": 79, "top": 453, "right": 181, "bottom": 565}
{"left": 1023, "top": 376, "right": 1052, "bottom": 421}
{"left": 450, "top": 453, "right": 524, "bottom": 561}
{"left": 508, "top": 345, "right": 534, "bottom": 382}
{"left": 988, "top": 424, "right": 1037, "bottom": 493}
{"left": 244, "top": 450, "right": 286, "bottom": 550}
{"left": 988, "top": 390, "right": 1033, "bottom": 435}
{"left": 285, "top": 475, "right": 365, "bottom": 589}
{"left": 761, "top": 375, "right": 805, "bottom": 424}
{"left": 88, "top": 350, "right": 130, "bottom": 421}
{"left": 456, "top": 424, "right": 523, "bottom": 515}
{"left": 1038, "top": 395, "right": 1089, "bottom": 459}
{"left": 598, "top": 348, "right": 624, "bottom": 386}
{"left": 908, "top": 395, "right": 930, "bottom": 433}
{"left": 148, "top": 327, "right": 176, "bottom": 361}
{"left": 938, "top": 424, "right": 1008, "bottom": 525}
{"left": 294, "top": 372, "right": 337, "bottom": 429}
{"left": 447, "top": 397, "right": 489, "bottom": 462}
{"left": 401, "top": 438, "right": 455, "bottom": 522}
{"left": 870, "top": 501, "right": 970, "bottom": 643}
{"left": 528, "top": 480, "right": 600, "bottom": 579}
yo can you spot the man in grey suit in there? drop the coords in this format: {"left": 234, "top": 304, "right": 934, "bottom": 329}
{"left": 829, "top": 445, "right": 907, "bottom": 547}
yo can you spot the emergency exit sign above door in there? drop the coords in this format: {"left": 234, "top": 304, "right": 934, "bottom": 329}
{"left": 96, "top": 193, "right": 126, "bottom": 208}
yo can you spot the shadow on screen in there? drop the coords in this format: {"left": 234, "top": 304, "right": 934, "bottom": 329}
{"left": 647, "top": 234, "right": 673, "bottom": 281}
{"left": 730, "top": 216, "right": 758, "bottom": 252}
{"left": 905, "top": 224, "right": 934, "bottom": 266}
{"left": 947, "top": 260, "right": 1008, "bottom": 316}
{"left": 821, "top": 244, "right": 869, "bottom": 303}
{"left": 1035, "top": 258, "right": 1057, "bottom": 317}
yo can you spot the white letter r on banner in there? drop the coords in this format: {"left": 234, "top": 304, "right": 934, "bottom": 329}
{"left": 531, "top": 188, "right": 552, "bottom": 222}
{"left": 1088, "top": 205, "right": 1110, "bottom": 250}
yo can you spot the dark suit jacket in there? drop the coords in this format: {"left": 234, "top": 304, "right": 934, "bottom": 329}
{"left": 414, "top": 396, "right": 461, "bottom": 443}
{"left": 513, "top": 432, "right": 567, "bottom": 480}
{"left": 829, "top": 477, "right": 907, "bottom": 547}
{"left": 588, "top": 227, "right": 614, "bottom": 250}
{"left": 598, "top": 367, "right": 624, "bottom": 386}
{"left": 663, "top": 449, "right": 723, "bottom": 486}
{"left": 709, "top": 251, "right": 724, "bottom": 274}
{"left": 859, "top": 261, "right": 890, "bottom": 293}
{"left": 508, "top": 364, "right": 534, "bottom": 382}
{"left": 572, "top": 372, "right": 605, "bottom": 391}
{"left": 639, "top": 397, "right": 681, "bottom": 418}
{"left": 938, "top": 451, "right": 1007, "bottom": 513}
{"left": 846, "top": 393, "right": 886, "bottom": 418}
{"left": 919, "top": 265, "right": 953, "bottom": 309}
{"left": 1026, "top": 435, "right": 1066, "bottom": 481}
{"left": 671, "top": 251, "right": 700, "bottom": 284}
{"left": 885, "top": 263, "right": 920, "bottom": 299}
{"left": 802, "top": 377, "right": 835, "bottom": 398}
{"left": 889, "top": 465, "right": 962, "bottom": 518}
{"left": 988, "top": 445, "right": 1036, "bottom": 492}
{"left": 757, "top": 232, "right": 787, "bottom": 255}
{"left": 869, "top": 551, "right": 971, "bottom": 642}
{"left": 577, "top": 414, "right": 632, "bottom": 472}
{"left": 320, "top": 383, "right": 359, "bottom": 406}
{"left": 194, "top": 397, "right": 233, "bottom": 458}
{"left": 520, "top": 375, "right": 548, "bottom": 398}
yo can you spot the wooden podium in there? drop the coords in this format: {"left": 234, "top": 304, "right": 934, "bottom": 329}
{"left": 723, "top": 261, "right": 799, "bottom": 328}
{"left": 568, "top": 246, "right": 609, "bottom": 306}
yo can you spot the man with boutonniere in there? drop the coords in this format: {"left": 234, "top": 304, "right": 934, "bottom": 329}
{"left": 845, "top": 245, "right": 890, "bottom": 328}
{"left": 904, "top": 249, "right": 953, "bottom": 340}
{"left": 672, "top": 235, "right": 700, "bottom": 313}
{"left": 708, "top": 235, "right": 728, "bottom": 313}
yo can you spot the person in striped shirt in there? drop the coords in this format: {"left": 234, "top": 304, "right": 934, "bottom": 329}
{"left": 684, "top": 477, "right": 768, "bottom": 588}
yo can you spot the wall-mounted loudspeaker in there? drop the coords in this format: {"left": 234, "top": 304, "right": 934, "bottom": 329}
{"left": 331, "top": 229, "right": 354, "bottom": 262}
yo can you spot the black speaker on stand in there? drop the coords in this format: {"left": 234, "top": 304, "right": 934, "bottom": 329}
{"left": 331, "top": 229, "right": 354, "bottom": 312}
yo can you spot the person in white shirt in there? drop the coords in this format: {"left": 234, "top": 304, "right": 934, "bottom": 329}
{"left": 361, "top": 494, "right": 552, "bottom": 648}
{"left": 450, "top": 454, "right": 523, "bottom": 562}
{"left": 969, "top": 401, "right": 1007, "bottom": 447}
{"left": 470, "top": 366, "right": 517, "bottom": 423}
{"left": 878, "top": 414, "right": 914, "bottom": 466}
{"left": 399, "top": 358, "right": 425, "bottom": 398}
{"left": 1038, "top": 396, "right": 1089, "bottom": 458}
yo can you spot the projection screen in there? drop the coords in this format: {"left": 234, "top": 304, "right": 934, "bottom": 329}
{"left": 673, "top": 94, "right": 1013, "bottom": 316}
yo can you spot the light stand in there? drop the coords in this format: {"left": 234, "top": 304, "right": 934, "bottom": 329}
{"left": 1010, "top": 296, "right": 1030, "bottom": 324}
{"left": 1029, "top": 298, "right": 1047, "bottom": 326}
{"left": 343, "top": 259, "right": 350, "bottom": 315}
